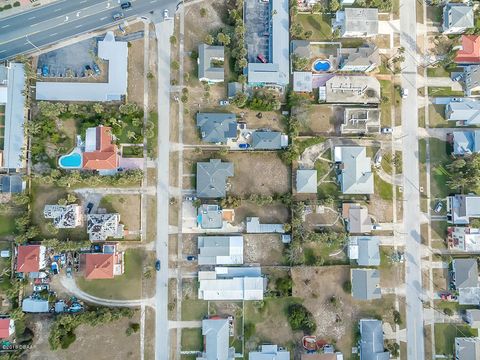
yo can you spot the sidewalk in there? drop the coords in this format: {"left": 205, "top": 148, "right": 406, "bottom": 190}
{"left": 0, "top": 0, "right": 59, "bottom": 20}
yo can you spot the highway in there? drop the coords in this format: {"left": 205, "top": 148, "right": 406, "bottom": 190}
{"left": 0, "top": 0, "right": 177, "bottom": 61}
{"left": 399, "top": 0, "right": 425, "bottom": 359}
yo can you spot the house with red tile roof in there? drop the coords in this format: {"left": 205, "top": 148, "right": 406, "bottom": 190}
{"left": 455, "top": 36, "right": 480, "bottom": 64}
{"left": 16, "top": 245, "right": 46, "bottom": 273}
{"left": 81, "top": 245, "right": 124, "bottom": 280}
{"left": 0, "top": 318, "right": 15, "bottom": 339}
{"left": 82, "top": 126, "right": 119, "bottom": 171}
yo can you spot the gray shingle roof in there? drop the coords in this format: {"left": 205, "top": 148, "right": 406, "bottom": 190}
{"left": 251, "top": 131, "right": 282, "bottom": 149}
{"left": 0, "top": 175, "right": 23, "bottom": 193}
{"left": 197, "top": 236, "right": 244, "bottom": 265}
{"left": 351, "top": 268, "right": 381, "bottom": 300}
{"left": 337, "top": 45, "right": 380, "bottom": 71}
{"left": 355, "top": 237, "right": 380, "bottom": 266}
{"left": 198, "top": 43, "right": 225, "bottom": 82}
{"left": 359, "top": 319, "right": 390, "bottom": 360}
{"left": 335, "top": 146, "right": 374, "bottom": 194}
{"left": 453, "top": 259, "right": 479, "bottom": 289}
{"left": 196, "top": 159, "right": 234, "bottom": 198}
{"left": 446, "top": 100, "right": 480, "bottom": 125}
{"left": 196, "top": 113, "right": 237, "bottom": 143}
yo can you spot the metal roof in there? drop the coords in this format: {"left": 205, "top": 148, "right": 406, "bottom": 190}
{"left": 0, "top": 175, "right": 23, "bottom": 193}
{"left": 443, "top": 4, "right": 474, "bottom": 32}
{"left": 453, "top": 130, "right": 480, "bottom": 155}
{"left": 198, "top": 319, "right": 235, "bottom": 360}
{"left": 249, "top": 345, "right": 290, "bottom": 360}
{"left": 293, "top": 72, "right": 313, "bottom": 92}
{"left": 455, "top": 337, "right": 480, "bottom": 360}
{"left": 22, "top": 297, "right": 49, "bottom": 313}
{"left": 198, "top": 236, "right": 244, "bottom": 265}
{"left": 246, "top": 217, "right": 285, "bottom": 233}
{"left": 453, "top": 258, "right": 479, "bottom": 289}
{"left": 359, "top": 319, "right": 390, "bottom": 360}
{"left": 251, "top": 131, "right": 283, "bottom": 149}
{"left": 198, "top": 43, "right": 225, "bottom": 82}
{"left": 349, "top": 236, "right": 380, "bottom": 266}
{"left": 334, "top": 146, "right": 374, "bottom": 194}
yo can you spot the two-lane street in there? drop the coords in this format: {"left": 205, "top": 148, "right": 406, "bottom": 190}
{"left": 0, "top": 0, "right": 177, "bottom": 60}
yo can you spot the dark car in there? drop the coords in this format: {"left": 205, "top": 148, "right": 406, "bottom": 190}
{"left": 120, "top": 2, "right": 132, "bottom": 9}
{"left": 155, "top": 260, "right": 161, "bottom": 271}
{"left": 186, "top": 256, "right": 197, "bottom": 261}
{"left": 86, "top": 202, "right": 94, "bottom": 214}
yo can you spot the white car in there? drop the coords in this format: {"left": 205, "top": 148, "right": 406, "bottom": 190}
{"left": 219, "top": 100, "right": 230, "bottom": 106}
{"left": 381, "top": 127, "right": 393, "bottom": 134}
{"left": 401, "top": 88, "right": 408, "bottom": 98}
{"left": 163, "top": 9, "right": 169, "bottom": 19}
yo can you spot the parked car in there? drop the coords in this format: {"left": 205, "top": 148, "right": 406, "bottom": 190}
{"left": 184, "top": 195, "right": 197, "bottom": 201}
{"left": 120, "top": 1, "right": 131, "bottom": 9}
{"left": 186, "top": 256, "right": 197, "bottom": 261}
{"left": 163, "top": 9, "right": 169, "bottom": 19}
{"left": 113, "top": 12, "right": 125, "bottom": 21}
{"left": 381, "top": 127, "right": 393, "bottom": 134}
{"left": 239, "top": 143, "right": 250, "bottom": 149}
{"left": 155, "top": 260, "right": 161, "bottom": 271}
{"left": 453, "top": 73, "right": 463, "bottom": 82}
{"left": 401, "top": 88, "right": 408, "bottom": 98}
{"left": 41, "top": 65, "right": 49, "bottom": 77}
{"left": 92, "top": 63, "right": 100, "bottom": 74}
{"left": 219, "top": 100, "right": 230, "bottom": 106}
{"left": 33, "top": 284, "right": 49, "bottom": 292}
{"left": 372, "top": 224, "right": 382, "bottom": 230}
{"left": 374, "top": 153, "right": 382, "bottom": 167}
{"left": 257, "top": 54, "right": 267, "bottom": 63}
{"left": 86, "top": 203, "right": 94, "bottom": 214}
{"left": 434, "top": 201, "right": 443, "bottom": 213}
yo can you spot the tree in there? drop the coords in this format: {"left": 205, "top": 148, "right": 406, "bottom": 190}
{"left": 119, "top": 103, "right": 139, "bottom": 115}
{"left": 217, "top": 32, "right": 231, "bottom": 46}
{"left": 127, "top": 131, "right": 137, "bottom": 141}
{"left": 311, "top": 3, "right": 323, "bottom": 13}
{"left": 287, "top": 303, "right": 316, "bottom": 333}
{"left": 444, "top": 307, "right": 454, "bottom": 316}
{"left": 292, "top": 54, "right": 310, "bottom": 71}
{"left": 285, "top": 241, "right": 304, "bottom": 265}
{"left": 304, "top": 30, "right": 313, "bottom": 39}
{"left": 170, "top": 35, "right": 177, "bottom": 45}
{"left": 232, "top": 92, "right": 248, "bottom": 107}
{"left": 171, "top": 61, "right": 180, "bottom": 71}
{"left": 238, "top": 74, "right": 247, "bottom": 84}
{"left": 204, "top": 34, "right": 214, "bottom": 45}
{"left": 393, "top": 310, "right": 402, "bottom": 325}
{"left": 275, "top": 276, "right": 292, "bottom": 296}
{"left": 93, "top": 103, "right": 104, "bottom": 114}
{"left": 290, "top": 23, "right": 304, "bottom": 39}
{"left": 342, "top": 280, "right": 352, "bottom": 293}
{"left": 200, "top": 8, "right": 207, "bottom": 17}
{"left": 66, "top": 193, "right": 77, "bottom": 204}
{"left": 329, "top": 0, "right": 340, "bottom": 12}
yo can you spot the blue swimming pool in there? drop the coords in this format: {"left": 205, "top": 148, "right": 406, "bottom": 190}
{"left": 312, "top": 60, "right": 331, "bottom": 72}
{"left": 59, "top": 152, "right": 82, "bottom": 168}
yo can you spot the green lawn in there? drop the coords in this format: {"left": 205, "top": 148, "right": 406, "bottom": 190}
{"left": 429, "top": 139, "right": 452, "bottom": 199}
{"left": 434, "top": 324, "right": 477, "bottom": 356}
{"left": 427, "top": 67, "right": 451, "bottom": 77}
{"left": 122, "top": 145, "right": 144, "bottom": 158}
{"left": 181, "top": 328, "right": 203, "bottom": 352}
{"left": 375, "top": 173, "right": 393, "bottom": 201}
{"left": 76, "top": 248, "right": 143, "bottom": 300}
{"left": 431, "top": 221, "right": 448, "bottom": 241}
{"left": 427, "top": 6, "right": 443, "bottom": 23}
{"left": 317, "top": 181, "right": 339, "bottom": 200}
{"left": 429, "top": 104, "right": 448, "bottom": 128}
{"left": 0, "top": 215, "right": 15, "bottom": 237}
{"left": 314, "top": 159, "right": 331, "bottom": 179}
{"left": 428, "top": 87, "right": 464, "bottom": 97}
{"left": 379, "top": 80, "right": 393, "bottom": 127}
{"left": 181, "top": 299, "right": 208, "bottom": 321}
{"left": 295, "top": 14, "right": 332, "bottom": 41}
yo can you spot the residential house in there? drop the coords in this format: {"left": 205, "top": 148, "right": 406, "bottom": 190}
{"left": 249, "top": 345, "right": 290, "bottom": 360}
{"left": 87, "top": 213, "right": 124, "bottom": 241}
{"left": 296, "top": 169, "right": 317, "bottom": 194}
{"left": 341, "top": 108, "right": 380, "bottom": 134}
{"left": 197, "top": 204, "right": 235, "bottom": 230}
{"left": 36, "top": 31, "right": 128, "bottom": 101}
{"left": 463, "top": 65, "right": 480, "bottom": 96}
{"left": 442, "top": 4, "right": 474, "bottom": 35}
{"left": 198, "top": 267, "right": 264, "bottom": 300}
{"left": 334, "top": 146, "right": 374, "bottom": 195}
{"left": 465, "top": 309, "right": 480, "bottom": 329}
{"left": 452, "top": 258, "right": 480, "bottom": 305}
{"left": 246, "top": 217, "right": 285, "bottom": 233}
{"left": 452, "top": 130, "right": 480, "bottom": 155}
{"left": 324, "top": 76, "right": 381, "bottom": 104}
{"left": 81, "top": 244, "right": 124, "bottom": 280}
{"left": 22, "top": 297, "right": 49, "bottom": 313}
{"left": 333, "top": 8, "right": 379, "bottom": 38}
{"left": 342, "top": 203, "right": 372, "bottom": 234}
{"left": 359, "top": 319, "right": 390, "bottom": 360}
{"left": 196, "top": 318, "right": 235, "bottom": 360}
{"left": 0, "top": 318, "right": 15, "bottom": 339}
{"left": 196, "top": 113, "right": 237, "bottom": 144}
{"left": 0, "top": 62, "right": 26, "bottom": 170}
{"left": 348, "top": 237, "right": 380, "bottom": 266}
{"left": 82, "top": 126, "right": 119, "bottom": 172}
{"left": 251, "top": 131, "right": 288, "bottom": 150}
{"left": 197, "top": 236, "right": 244, "bottom": 265}
{"left": 447, "top": 226, "right": 480, "bottom": 252}
{"left": 447, "top": 194, "right": 480, "bottom": 225}
{"left": 16, "top": 245, "right": 46, "bottom": 274}
{"left": 198, "top": 43, "right": 225, "bottom": 83}
{"left": 455, "top": 337, "right": 480, "bottom": 360}
{"left": 351, "top": 268, "right": 381, "bottom": 300}
{"left": 455, "top": 35, "right": 480, "bottom": 64}
{"left": 445, "top": 99, "right": 480, "bottom": 126}
{"left": 245, "top": 0, "right": 289, "bottom": 86}
{"left": 196, "top": 159, "right": 234, "bottom": 198}
{"left": 337, "top": 45, "right": 379, "bottom": 72}
{"left": 293, "top": 72, "right": 313, "bottom": 92}
{"left": 44, "top": 204, "right": 83, "bottom": 229}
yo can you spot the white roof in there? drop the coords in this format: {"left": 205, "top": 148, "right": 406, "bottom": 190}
{"left": 293, "top": 72, "right": 313, "bottom": 92}
{"left": 197, "top": 236, "right": 244, "bottom": 265}
{"left": 296, "top": 169, "right": 317, "bottom": 193}
{"left": 271, "top": 0, "right": 289, "bottom": 85}
{"left": 36, "top": 32, "right": 128, "bottom": 102}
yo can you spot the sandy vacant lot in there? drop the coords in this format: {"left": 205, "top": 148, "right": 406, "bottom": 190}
{"left": 244, "top": 234, "right": 285, "bottom": 265}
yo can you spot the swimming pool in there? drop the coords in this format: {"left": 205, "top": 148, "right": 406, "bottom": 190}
{"left": 59, "top": 152, "right": 82, "bottom": 168}
{"left": 312, "top": 59, "right": 331, "bottom": 72}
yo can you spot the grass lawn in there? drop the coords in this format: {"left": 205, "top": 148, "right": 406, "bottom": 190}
{"left": 296, "top": 136, "right": 325, "bottom": 156}
{"left": 429, "top": 104, "right": 448, "bottom": 128}
{"left": 181, "top": 299, "right": 208, "bottom": 321}
{"left": 427, "top": 67, "right": 450, "bottom": 77}
{"left": 428, "top": 87, "right": 464, "bottom": 97}
{"left": 431, "top": 221, "right": 448, "bottom": 241}
{"left": 76, "top": 248, "right": 143, "bottom": 300}
{"left": 0, "top": 215, "right": 15, "bottom": 237}
{"left": 99, "top": 194, "right": 141, "bottom": 234}
{"left": 429, "top": 139, "right": 452, "bottom": 199}
{"left": 434, "top": 324, "right": 477, "bottom": 356}
{"left": 375, "top": 173, "right": 393, "bottom": 201}
{"left": 427, "top": 6, "right": 443, "bottom": 23}
{"left": 379, "top": 80, "right": 393, "bottom": 127}
{"left": 317, "top": 181, "right": 339, "bottom": 200}
{"left": 122, "top": 145, "right": 144, "bottom": 158}
{"left": 146, "top": 111, "right": 158, "bottom": 158}
{"left": 295, "top": 14, "right": 332, "bottom": 41}
{"left": 314, "top": 159, "right": 331, "bottom": 179}
{"left": 181, "top": 328, "right": 203, "bottom": 352}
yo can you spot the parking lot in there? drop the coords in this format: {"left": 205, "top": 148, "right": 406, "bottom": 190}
{"left": 36, "top": 37, "right": 106, "bottom": 80}
{"left": 244, "top": 0, "right": 270, "bottom": 63}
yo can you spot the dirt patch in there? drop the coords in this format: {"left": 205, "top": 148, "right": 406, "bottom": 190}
{"left": 432, "top": 268, "right": 449, "bottom": 292}
{"left": 224, "top": 152, "right": 291, "bottom": 196}
{"left": 367, "top": 194, "right": 393, "bottom": 223}
{"left": 379, "top": 246, "right": 405, "bottom": 288}
{"left": 244, "top": 234, "right": 285, "bottom": 265}
{"left": 28, "top": 314, "right": 140, "bottom": 360}
{"left": 233, "top": 202, "right": 290, "bottom": 225}
{"left": 294, "top": 105, "right": 339, "bottom": 135}
{"left": 292, "top": 266, "right": 397, "bottom": 355}
{"left": 127, "top": 36, "right": 145, "bottom": 106}
{"left": 99, "top": 194, "right": 141, "bottom": 235}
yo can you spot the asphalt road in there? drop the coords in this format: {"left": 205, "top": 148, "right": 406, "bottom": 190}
{"left": 0, "top": 0, "right": 177, "bottom": 60}
{"left": 399, "top": 0, "right": 425, "bottom": 359}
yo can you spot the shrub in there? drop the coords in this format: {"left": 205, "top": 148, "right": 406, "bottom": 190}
{"left": 275, "top": 277, "right": 292, "bottom": 296}
{"left": 342, "top": 280, "right": 352, "bottom": 293}
{"left": 443, "top": 307, "right": 454, "bottom": 316}
{"left": 393, "top": 310, "right": 402, "bottom": 325}
{"left": 13, "top": 2, "right": 21, "bottom": 7}
{"left": 287, "top": 303, "right": 316, "bottom": 333}
{"left": 244, "top": 322, "right": 255, "bottom": 340}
